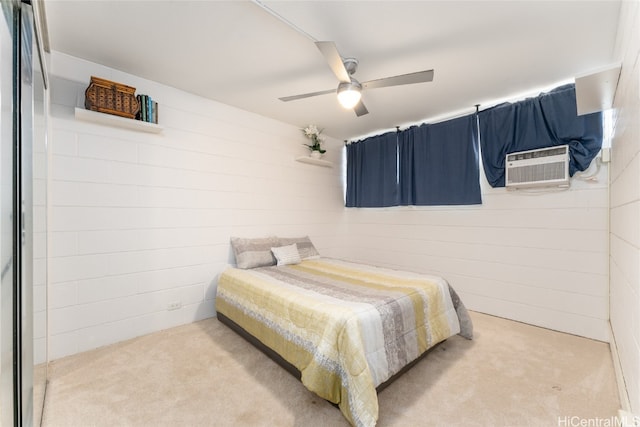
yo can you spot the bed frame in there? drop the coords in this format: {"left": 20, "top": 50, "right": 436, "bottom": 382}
{"left": 217, "top": 311, "right": 438, "bottom": 396}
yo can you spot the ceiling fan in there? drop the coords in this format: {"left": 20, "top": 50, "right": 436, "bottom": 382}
{"left": 279, "top": 41, "right": 434, "bottom": 117}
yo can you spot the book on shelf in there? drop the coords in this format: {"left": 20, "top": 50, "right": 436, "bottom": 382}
{"left": 135, "top": 93, "right": 158, "bottom": 124}
{"left": 147, "top": 95, "right": 152, "bottom": 123}
{"left": 152, "top": 101, "right": 158, "bottom": 124}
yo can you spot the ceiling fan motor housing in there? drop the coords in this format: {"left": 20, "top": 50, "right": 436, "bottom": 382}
{"left": 338, "top": 79, "right": 362, "bottom": 93}
{"left": 343, "top": 58, "right": 358, "bottom": 76}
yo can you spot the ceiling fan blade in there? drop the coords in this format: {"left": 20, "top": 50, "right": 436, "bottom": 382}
{"left": 315, "top": 41, "right": 351, "bottom": 83}
{"left": 353, "top": 100, "right": 369, "bottom": 117}
{"left": 362, "top": 69, "right": 434, "bottom": 90}
{"left": 279, "top": 88, "right": 335, "bottom": 102}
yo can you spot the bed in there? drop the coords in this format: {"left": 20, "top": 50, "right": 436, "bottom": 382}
{"left": 215, "top": 236, "right": 473, "bottom": 427}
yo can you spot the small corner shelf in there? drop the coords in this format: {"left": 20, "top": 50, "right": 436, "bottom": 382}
{"left": 295, "top": 156, "right": 333, "bottom": 168}
{"left": 74, "top": 107, "right": 163, "bottom": 134}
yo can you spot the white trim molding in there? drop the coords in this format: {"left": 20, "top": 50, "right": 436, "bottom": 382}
{"left": 609, "top": 322, "right": 632, "bottom": 412}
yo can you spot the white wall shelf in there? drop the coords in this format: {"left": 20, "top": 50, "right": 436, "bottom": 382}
{"left": 74, "top": 107, "right": 163, "bottom": 133}
{"left": 295, "top": 156, "right": 333, "bottom": 168}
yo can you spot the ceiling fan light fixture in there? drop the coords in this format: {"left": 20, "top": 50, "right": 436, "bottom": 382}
{"left": 337, "top": 81, "right": 362, "bottom": 109}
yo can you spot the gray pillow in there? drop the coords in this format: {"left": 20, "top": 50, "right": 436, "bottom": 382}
{"left": 230, "top": 236, "right": 278, "bottom": 269}
{"left": 277, "top": 236, "right": 320, "bottom": 260}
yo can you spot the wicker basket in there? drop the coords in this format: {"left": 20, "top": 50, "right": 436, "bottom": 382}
{"left": 84, "top": 76, "right": 140, "bottom": 119}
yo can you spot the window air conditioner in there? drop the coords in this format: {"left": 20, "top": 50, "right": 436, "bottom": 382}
{"left": 505, "top": 145, "right": 570, "bottom": 188}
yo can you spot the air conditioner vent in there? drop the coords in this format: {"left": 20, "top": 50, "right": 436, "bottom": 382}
{"left": 506, "top": 145, "right": 570, "bottom": 188}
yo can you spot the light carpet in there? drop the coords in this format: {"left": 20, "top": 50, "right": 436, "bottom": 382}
{"left": 41, "top": 311, "right": 620, "bottom": 426}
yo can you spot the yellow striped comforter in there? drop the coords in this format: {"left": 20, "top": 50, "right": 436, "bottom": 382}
{"left": 215, "top": 258, "right": 473, "bottom": 427}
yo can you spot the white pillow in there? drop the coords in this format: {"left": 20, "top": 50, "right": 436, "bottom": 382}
{"left": 277, "top": 236, "right": 320, "bottom": 260}
{"left": 271, "top": 244, "right": 302, "bottom": 266}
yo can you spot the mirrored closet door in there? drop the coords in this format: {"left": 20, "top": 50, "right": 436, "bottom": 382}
{"left": 1, "top": 2, "right": 17, "bottom": 424}
{"left": 1, "top": 0, "right": 49, "bottom": 425}
{"left": 28, "top": 1, "right": 49, "bottom": 424}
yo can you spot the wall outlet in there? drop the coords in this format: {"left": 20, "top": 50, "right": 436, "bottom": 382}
{"left": 167, "top": 301, "right": 182, "bottom": 311}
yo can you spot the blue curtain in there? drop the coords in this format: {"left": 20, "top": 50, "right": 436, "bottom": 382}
{"left": 345, "top": 132, "right": 399, "bottom": 207}
{"left": 398, "top": 115, "right": 481, "bottom": 205}
{"left": 478, "top": 84, "right": 603, "bottom": 187}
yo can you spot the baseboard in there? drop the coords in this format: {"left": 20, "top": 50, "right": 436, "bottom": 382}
{"left": 609, "top": 321, "right": 632, "bottom": 412}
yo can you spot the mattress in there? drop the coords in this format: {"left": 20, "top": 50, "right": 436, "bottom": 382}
{"left": 215, "top": 257, "right": 473, "bottom": 427}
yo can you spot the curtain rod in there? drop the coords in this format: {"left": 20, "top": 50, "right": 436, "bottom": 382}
{"left": 346, "top": 105, "right": 479, "bottom": 144}
{"left": 347, "top": 79, "right": 576, "bottom": 144}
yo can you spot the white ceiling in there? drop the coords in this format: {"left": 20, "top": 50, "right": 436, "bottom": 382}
{"left": 43, "top": 0, "right": 621, "bottom": 141}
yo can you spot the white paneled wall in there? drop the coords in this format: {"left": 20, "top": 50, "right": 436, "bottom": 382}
{"left": 610, "top": 0, "right": 640, "bottom": 414}
{"left": 48, "top": 49, "right": 614, "bottom": 366}
{"left": 47, "top": 52, "right": 346, "bottom": 360}
{"left": 342, "top": 152, "right": 609, "bottom": 341}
